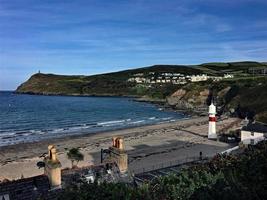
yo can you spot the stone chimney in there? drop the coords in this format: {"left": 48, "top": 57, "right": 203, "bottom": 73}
{"left": 112, "top": 137, "right": 117, "bottom": 147}
{"left": 44, "top": 145, "right": 62, "bottom": 188}
{"left": 118, "top": 138, "right": 124, "bottom": 150}
{"left": 109, "top": 137, "right": 128, "bottom": 173}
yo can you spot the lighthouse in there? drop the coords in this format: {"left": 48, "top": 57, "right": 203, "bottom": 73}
{"left": 208, "top": 101, "right": 217, "bottom": 139}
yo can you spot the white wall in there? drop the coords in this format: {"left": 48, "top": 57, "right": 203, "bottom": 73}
{"left": 241, "top": 130, "right": 264, "bottom": 145}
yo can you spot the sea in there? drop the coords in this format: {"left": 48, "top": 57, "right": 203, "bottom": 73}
{"left": 0, "top": 91, "right": 187, "bottom": 146}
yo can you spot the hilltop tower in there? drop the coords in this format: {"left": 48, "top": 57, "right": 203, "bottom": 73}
{"left": 208, "top": 101, "right": 217, "bottom": 139}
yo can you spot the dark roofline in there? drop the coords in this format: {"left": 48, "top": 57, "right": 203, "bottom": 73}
{"left": 0, "top": 174, "right": 48, "bottom": 186}
{"left": 242, "top": 122, "right": 267, "bottom": 134}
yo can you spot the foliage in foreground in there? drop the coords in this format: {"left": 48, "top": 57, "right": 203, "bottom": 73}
{"left": 59, "top": 141, "right": 267, "bottom": 200}
{"left": 67, "top": 148, "right": 84, "bottom": 168}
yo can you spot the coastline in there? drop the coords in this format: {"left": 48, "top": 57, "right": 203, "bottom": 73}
{"left": 1, "top": 92, "right": 194, "bottom": 147}
{"left": 0, "top": 116, "right": 240, "bottom": 181}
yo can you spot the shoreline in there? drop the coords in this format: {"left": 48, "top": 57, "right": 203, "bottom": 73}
{"left": 1, "top": 92, "right": 195, "bottom": 148}
{"left": 0, "top": 116, "right": 241, "bottom": 181}
{"left": 0, "top": 117, "right": 196, "bottom": 159}
{"left": 0, "top": 116, "right": 191, "bottom": 148}
{"left": 0, "top": 116, "right": 189, "bottom": 148}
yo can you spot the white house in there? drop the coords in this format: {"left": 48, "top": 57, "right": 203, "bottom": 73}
{"left": 224, "top": 74, "right": 234, "bottom": 79}
{"left": 190, "top": 74, "right": 208, "bottom": 82}
{"left": 240, "top": 122, "right": 267, "bottom": 145}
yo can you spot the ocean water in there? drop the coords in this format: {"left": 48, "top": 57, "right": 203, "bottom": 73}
{"left": 0, "top": 91, "right": 187, "bottom": 146}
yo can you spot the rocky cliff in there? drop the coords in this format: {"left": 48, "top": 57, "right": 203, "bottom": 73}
{"left": 166, "top": 78, "right": 267, "bottom": 123}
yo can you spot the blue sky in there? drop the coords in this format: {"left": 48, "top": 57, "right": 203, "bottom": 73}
{"left": 0, "top": 0, "right": 267, "bottom": 90}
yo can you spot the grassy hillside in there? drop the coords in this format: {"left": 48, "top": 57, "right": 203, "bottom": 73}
{"left": 17, "top": 62, "right": 267, "bottom": 96}
{"left": 198, "top": 61, "right": 267, "bottom": 75}
{"left": 16, "top": 65, "right": 202, "bottom": 97}
{"left": 16, "top": 61, "right": 267, "bottom": 122}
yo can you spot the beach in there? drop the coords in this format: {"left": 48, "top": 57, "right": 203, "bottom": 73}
{"left": 0, "top": 116, "right": 240, "bottom": 181}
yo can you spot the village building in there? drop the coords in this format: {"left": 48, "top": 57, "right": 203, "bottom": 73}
{"left": 0, "top": 138, "right": 131, "bottom": 200}
{"left": 127, "top": 71, "right": 234, "bottom": 85}
{"left": 224, "top": 74, "right": 234, "bottom": 79}
{"left": 248, "top": 67, "right": 267, "bottom": 75}
{"left": 240, "top": 121, "right": 267, "bottom": 145}
{"left": 190, "top": 74, "right": 208, "bottom": 82}
{"left": 211, "top": 76, "right": 223, "bottom": 81}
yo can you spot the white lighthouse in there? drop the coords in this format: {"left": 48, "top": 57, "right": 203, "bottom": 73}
{"left": 208, "top": 101, "right": 217, "bottom": 139}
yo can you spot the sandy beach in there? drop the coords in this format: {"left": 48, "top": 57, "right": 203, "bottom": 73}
{"left": 0, "top": 116, "right": 240, "bottom": 181}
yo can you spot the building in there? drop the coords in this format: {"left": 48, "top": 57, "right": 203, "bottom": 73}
{"left": 190, "top": 74, "right": 208, "bottom": 82}
{"left": 0, "top": 139, "right": 131, "bottom": 200}
{"left": 240, "top": 121, "right": 267, "bottom": 145}
{"left": 0, "top": 175, "right": 55, "bottom": 200}
{"left": 248, "top": 67, "right": 267, "bottom": 75}
{"left": 210, "top": 76, "right": 223, "bottom": 81}
{"left": 224, "top": 74, "right": 234, "bottom": 79}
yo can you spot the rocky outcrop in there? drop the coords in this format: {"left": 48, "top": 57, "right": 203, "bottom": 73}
{"left": 167, "top": 88, "right": 211, "bottom": 111}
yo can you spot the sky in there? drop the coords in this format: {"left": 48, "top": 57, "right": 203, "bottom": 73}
{"left": 0, "top": 0, "right": 267, "bottom": 90}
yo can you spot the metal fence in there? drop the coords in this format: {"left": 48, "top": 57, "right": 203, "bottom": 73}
{"left": 130, "top": 156, "right": 210, "bottom": 175}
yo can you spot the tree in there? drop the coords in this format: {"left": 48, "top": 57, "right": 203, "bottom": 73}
{"left": 67, "top": 148, "right": 84, "bottom": 168}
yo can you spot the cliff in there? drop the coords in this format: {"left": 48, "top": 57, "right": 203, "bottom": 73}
{"left": 167, "top": 77, "right": 267, "bottom": 122}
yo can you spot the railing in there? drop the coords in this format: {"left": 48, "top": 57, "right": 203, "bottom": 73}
{"left": 130, "top": 156, "right": 210, "bottom": 175}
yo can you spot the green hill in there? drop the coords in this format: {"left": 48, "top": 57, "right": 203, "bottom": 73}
{"left": 16, "top": 65, "right": 203, "bottom": 97}
{"left": 197, "top": 61, "right": 267, "bottom": 75}
{"left": 17, "top": 62, "right": 267, "bottom": 96}
{"left": 16, "top": 61, "right": 267, "bottom": 122}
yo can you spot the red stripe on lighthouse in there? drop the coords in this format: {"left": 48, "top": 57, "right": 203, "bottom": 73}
{"left": 209, "top": 117, "right": 216, "bottom": 122}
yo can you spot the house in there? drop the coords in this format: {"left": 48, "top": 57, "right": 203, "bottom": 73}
{"left": 190, "top": 74, "right": 208, "bottom": 82}
{"left": 133, "top": 73, "right": 144, "bottom": 77}
{"left": 0, "top": 139, "right": 131, "bottom": 200}
{"left": 135, "top": 77, "right": 146, "bottom": 83}
{"left": 0, "top": 175, "right": 56, "bottom": 200}
{"left": 211, "top": 76, "right": 223, "bottom": 81}
{"left": 248, "top": 67, "right": 267, "bottom": 75}
{"left": 224, "top": 74, "right": 234, "bottom": 79}
{"left": 240, "top": 121, "right": 267, "bottom": 145}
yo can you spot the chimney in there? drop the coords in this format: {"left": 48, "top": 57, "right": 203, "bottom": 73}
{"left": 112, "top": 137, "right": 117, "bottom": 147}
{"left": 44, "top": 145, "right": 62, "bottom": 188}
{"left": 110, "top": 137, "right": 128, "bottom": 173}
{"left": 118, "top": 138, "right": 124, "bottom": 150}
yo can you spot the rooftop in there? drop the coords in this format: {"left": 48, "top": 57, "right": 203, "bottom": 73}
{"left": 242, "top": 121, "right": 267, "bottom": 134}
